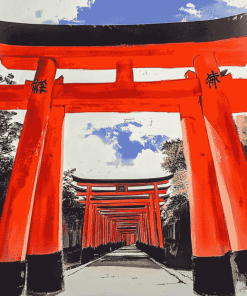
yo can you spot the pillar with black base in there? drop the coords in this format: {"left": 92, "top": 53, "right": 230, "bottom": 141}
{"left": 180, "top": 95, "right": 234, "bottom": 295}
{"left": 0, "top": 58, "right": 56, "bottom": 296}
{"left": 26, "top": 106, "right": 65, "bottom": 294}
{"left": 194, "top": 54, "right": 247, "bottom": 254}
{"left": 193, "top": 252, "right": 234, "bottom": 295}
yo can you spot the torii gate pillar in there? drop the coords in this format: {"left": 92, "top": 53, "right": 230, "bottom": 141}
{"left": 26, "top": 106, "right": 65, "bottom": 294}
{"left": 194, "top": 53, "right": 247, "bottom": 291}
{"left": 0, "top": 58, "right": 56, "bottom": 295}
{"left": 194, "top": 54, "right": 247, "bottom": 253}
{"left": 180, "top": 96, "right": 234, "bottom": 295}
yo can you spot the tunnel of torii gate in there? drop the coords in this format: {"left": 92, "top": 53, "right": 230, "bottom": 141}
{"left": 1, "top": 13, "right": 247, "bottom": 296}
{"left": 72, "top": 175, "right": 172, "bottom": 249}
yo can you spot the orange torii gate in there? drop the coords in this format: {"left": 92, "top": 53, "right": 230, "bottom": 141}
{"left": 0, "top": 14, "right": 247, "bottom": 295}
{"left": 73, "top": 176, "right": 171, "bottom": 248}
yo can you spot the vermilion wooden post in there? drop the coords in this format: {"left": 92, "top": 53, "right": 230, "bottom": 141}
{"left": 98, "top": 214, "right": 101, "bottom": 246}
{"left": 180, "top": 96, "right": 234, "bottom": 295}
{"left": 108, "top": 218, "right": 111, "bottom": 244}
{"left": 113, "top": 221, "right": 116, "bottom": 242}
{"left": 145, "top": 213, "right": 150, "bottom": 245}
{"left": 110, "top": 220, "right": 113, "bottom": 244}
{"left": 150, "top": 194, "right": 159, "bottom": 246}
{"left": 103, "top": 215, "right": 106, "bottom": 245}
{"left": 88, "top": 200, "right": 95, "bottom": 247}
{"left": 146, "top": 209, "right": 151, "bottom": 245}
{"left": 0, "top": 58, "right": 56, "bottom": 296}
{"left": 143, "top": 213, "right": 148, "bottom": 244}
{"left": 26, "top": 106, "right": 65, "bottom": 294}
{"left": 194, "top": 54, "right": 247, "bottom": 253}
{"left": 111, "top": 220, "right": 114, "bottom": 243}
{"left": 91, "top": 206, "right": 95, "bottom": 248}
{"left": 108, "top": 219, "right": 111, "bottom": 244}
{"left": 148, "top": 195, "right": 157, "bottom": 246}
{"left": 98, "top": 213, "right": 102, "bottom": 245}
{"left": 140, "top": 215, "right": 143, "bottom": 243}
{"left": 97, "top": 213, "right": 101, "bottom": 246}
{"left": 106, "top": 217, "right": 109, "bottom": 244}
{"left": 194, "top": 54, "right": 247, "bottom": 292}
{"left": 82, "top": 185, "right": 92, "bottom": 248}
{"left": 141, "top": 214, "right": 145, "bottom": 243}
{"left": 101, "top": 214, "right": 104, "bottom": 245}
{"left": 94, "top": 210, "right": 97, "bottom": 247}
{"left": 154, "top": 184, "right": 164, "bottom": 248}
{"left": 108, "top": 219, "right": 111, "bottom": 245}
{"left": 116, "top": 59, "right": 134, "bottom": 85}
{"left": 95, "top": 212, "right": 99, "bottom": 247}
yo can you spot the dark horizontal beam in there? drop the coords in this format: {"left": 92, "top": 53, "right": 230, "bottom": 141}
{"left": 1, "top": 14, "right": 247, "bottom": 47}
{"left": 73, "top": 174, "right": 173, "bottom": 184}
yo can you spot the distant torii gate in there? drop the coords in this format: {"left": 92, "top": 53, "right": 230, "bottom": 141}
{"left": 1, "top": 14, "right": 247, "bottom": 296}
{"left": 72, "top": 176, "right": 172, "bottom": 248}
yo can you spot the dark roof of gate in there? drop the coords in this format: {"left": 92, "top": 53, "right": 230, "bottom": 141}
{"left": 72, "top": 174, "right": 173, "bottom": 184}
{"left": 0, "top": 13, "right": 247, "bottom": 47}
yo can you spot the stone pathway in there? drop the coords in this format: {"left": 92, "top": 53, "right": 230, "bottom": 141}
{"left": 61, "top": 245, "right": 195, "bottom": 296}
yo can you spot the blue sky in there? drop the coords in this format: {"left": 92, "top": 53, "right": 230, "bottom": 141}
{"left": 1, "top": 0, "right": 247, "bottom": 25}
{"left": 85, "top": 121, "right": 168, "bottom": 166}
{"left": 59, "top": 0, "right": 247, "bottom": 25}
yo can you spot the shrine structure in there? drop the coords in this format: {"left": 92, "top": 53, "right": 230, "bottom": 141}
{"left": 72, "top": 175, "right": 172, "bottom": 248}
{"left": 0, "top": 13, "right": 247, "bottom": 296}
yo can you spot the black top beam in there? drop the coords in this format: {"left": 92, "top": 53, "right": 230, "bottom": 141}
{"left": 72, "top": 175, "right": 173, "bottom": 184}
{"left": 0, "top": 13, "right": 247, "bottom": 47}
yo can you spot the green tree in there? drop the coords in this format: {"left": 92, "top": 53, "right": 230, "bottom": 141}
{"left": 0, "top": 112, "right": 23, "bottom": 216}
{"left": 161, "top": 139, "right": 188, "bottom": 226}
{"left": 62, "top": 169, "right": 85, "bottom": 247}
{"left": 161, "top": 139, "right": 186, "bottom": 173}
{"left": 0, "top": 74, "right": 22, "bottom": 217}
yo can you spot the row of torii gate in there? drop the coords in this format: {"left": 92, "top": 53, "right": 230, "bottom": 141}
{"left": 0, "top": 13, "right": 247, "bottom": 296}
{"left": 72, "top": 175, "right": 172, "bottom": 248}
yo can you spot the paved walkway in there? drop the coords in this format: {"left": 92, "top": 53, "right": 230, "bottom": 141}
{"left": 61, "top": 245, "right": 195, "bottom": 296}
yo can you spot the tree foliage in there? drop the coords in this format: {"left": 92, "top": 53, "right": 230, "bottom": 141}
{"left": 161, "top": 139, "right": 188, "bottom": 226}
{"left": 0, "top": 113, "right": 23, "bottom": 216}
{"left": 0, "top": 74, "right": 23, "bottom": 217}
{"left": 161, "top": 139, "right": 186, "bottom": 173}
{"left": 62, "top": 169, "right": 85, "bottom": 234}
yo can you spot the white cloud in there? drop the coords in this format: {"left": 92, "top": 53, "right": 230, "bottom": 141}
{"left": 179, "top": 3, "right": 202, "bottom": 17}
{"left": 0, "top": 0, "right": 95, "bottom": 24}
{"left": 70, "top": 140, "right": 169, "bottom": 179}
{"left": 63, "top": 112, "right": 182, "bottom": 178}
{"left": 219, "top": 0, "right": 247, "bottom": 9}
{"left": 125, "top": 114, "right": 182, "bottom": 143}
{"left": 64, "top": 131, "right": 118, "bottom": 175}
{"left": 186, "top": 3, "right": 196, "bottom": 8}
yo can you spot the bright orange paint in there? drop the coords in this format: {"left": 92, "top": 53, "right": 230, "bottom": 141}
{"left": 27, "top": 106, "right": 65, "bottom": 255}
{"left": 0, "top": 58, "right": 57, "bottom": 262}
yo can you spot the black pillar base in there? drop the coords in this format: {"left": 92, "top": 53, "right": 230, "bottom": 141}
{"left": 0, "top": 260, "right": 26, "bottom": 296}
{"left": 26, "top": 251, "right": 64, "bottom": 294}
{"left": 193, "top": 252, "right": 234, "bottom": 295}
